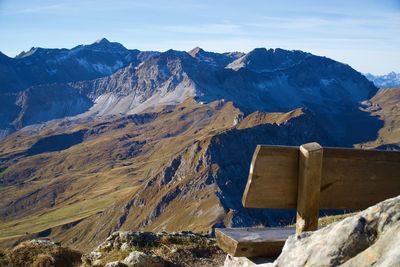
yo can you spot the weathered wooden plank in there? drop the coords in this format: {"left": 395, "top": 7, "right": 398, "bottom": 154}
{"left": 242, "top": 145, "right": 299, "bottom": 208}
{"left": 296, "top": 143, "right": 323, "bottom": 234}
{"left": 320, "top": 147, "right": 400, "bottom": 209}
{"left": 242, "top": 145, "right": 400, "bottom": 210}
{"left": 216, "top": 227, "right": 295, "bottom": 257}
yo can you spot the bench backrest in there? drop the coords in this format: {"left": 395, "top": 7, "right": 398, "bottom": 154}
{"left": 242, "top": 143, "right": 400, "bottom": 232}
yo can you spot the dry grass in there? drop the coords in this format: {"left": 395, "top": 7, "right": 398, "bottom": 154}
{"left": 0, "top": 248, "right": 11, "bottom": 267}
{"left": 1, "top": 95, "right": 395, "bottom": 252}
{"left": 288, "top": 212, "right": 356, "bottom": 229}
{"left": 358, "top": 88, "right": 400, "bottom": 148}
{"left": 0, "top": 100, "right": 240, "bottom": 250}
{"left": 98, "top": 249, "right": 130, "bottom": 265}
{"left": 317, "top": 212, "right": 356, "bottom": 228}
{"left": 1, "top": 240, "right": 81, "bottom": 267}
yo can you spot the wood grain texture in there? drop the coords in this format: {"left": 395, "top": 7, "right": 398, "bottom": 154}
{"left": 242, "top": 145, "right": 299, "bottom": 208}
{"left": 216, "top": 227, "right": 295, "bottom": 257}
{"left": 320, "top": 147, "right": 400, "bottom": 209}
{"left": 296, "top": 143, "right": 323, "bottom": 234}
{"left": 242, "top": 145, "right": 400, "bottom": 210}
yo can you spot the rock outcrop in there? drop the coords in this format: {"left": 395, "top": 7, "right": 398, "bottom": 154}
{"left": 224, "top": 195, "right": 400, "bottom": 267}
{"left": 82, "top": 231, "right": 224, "bottom": 267}
{"left": 275, "top": 195, "right": 400, "bottom": 267}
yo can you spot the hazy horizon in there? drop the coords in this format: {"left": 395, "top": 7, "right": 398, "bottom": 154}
{"left": 1, "top": 0, "right": 399, "bottom": 74}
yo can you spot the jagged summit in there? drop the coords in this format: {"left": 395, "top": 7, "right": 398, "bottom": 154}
{"left": 187, "top": 46, "right": 244, "bottom": 68}
{"left": 94, "top": 37, "right": 110, "bottom": 44}
{"left": 15, "top": 47, "right": 46, "bottom": 58}
{"left": 84, "top": 38, "right": 128, "bottom": 53}
{"left": 188, "top": 46, "right": 205, "bottom": 57}
{"left": 15, "top": 47, "right": 35, "bottom": 58}
{"left": 227, "top": 47, "right": 311, "bottom": 72}
{"left": 162, "top": 49, "right": 190, "bottom": 57}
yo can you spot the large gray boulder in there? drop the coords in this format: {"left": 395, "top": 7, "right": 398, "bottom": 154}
{"left": 274, "top": 195, "right": 400, "bottom": 267}
{"left": 122, "top": 251, "right": 164, "bottom": 267}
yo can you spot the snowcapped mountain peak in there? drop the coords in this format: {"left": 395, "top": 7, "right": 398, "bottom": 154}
{"left": 365, "top": 72, "right": 400, "bottom": 88}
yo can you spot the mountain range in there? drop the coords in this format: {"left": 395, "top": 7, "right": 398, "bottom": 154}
{"left": 0, "top": 39, "right": 399, "bottom": 250}
{"left": 365, "top": 71, "right": 400, "bottom": 88}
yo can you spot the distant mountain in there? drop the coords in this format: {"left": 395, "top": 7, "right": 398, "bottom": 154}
{"left": 365, "top": 72, "right": 400, "bottom": 88}
{"left": 1, "top": 43, "right": 377, "bottom": 143}
{"left": 0, "top": 38, "right": 156, "bottom": 93}
{"left": 226, "top": 48, "right": 310, "bottom": 72}
{"left": 188, "top": 46, "right": 244, "bottom": 68}
{"left": 0, "top": 39, "right": 158, "bottom": 136}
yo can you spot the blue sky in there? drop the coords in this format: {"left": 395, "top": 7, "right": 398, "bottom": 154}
{"left": 0, "top": 0, "right": 399, "bottom": 74}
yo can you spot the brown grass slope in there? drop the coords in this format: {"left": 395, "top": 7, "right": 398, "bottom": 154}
{"left": 0, "top": 99, "right": 311, "bottom": 250}
{"left": 0, "top": 240, "right": 81, "bottom": 267}
{"left": 358, "top": 88, "right": 400, "bottom": 148}
{"left": 1, "top": 91, "right": 398, "bottom": 251}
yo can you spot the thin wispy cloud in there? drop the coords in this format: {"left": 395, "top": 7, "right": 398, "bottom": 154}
{"left": 160, "top": 23, "right": 243, "bottom": 35}
{"left": 13, "top": 3, "right": 65, "bottom": 14}
{"left": 0, "top": 0, "right": 399, "bottom": 73}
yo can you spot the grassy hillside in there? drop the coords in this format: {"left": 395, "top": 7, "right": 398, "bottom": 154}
{"left": 358, "top": 88, "right": 400, "bottom": 148}
{"left": 1, "top": 91, "right": 398, "bottom": 251}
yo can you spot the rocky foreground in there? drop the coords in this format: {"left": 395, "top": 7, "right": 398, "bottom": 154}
{"left": 275, "top": 195, "right": 400, "bottom": 267}
{"left": 0, "top": 232, "right": 225, "bottom": 267}
{"left": 226, "top": 195, "right": 400, "bottom": 267}
{"left": 82, "top": 231, "right": 225, "bottom": 266}
{"left": 1, "top": 195, "right": 399, "bottom": 267}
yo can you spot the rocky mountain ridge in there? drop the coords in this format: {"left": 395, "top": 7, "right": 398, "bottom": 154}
{"left": 1, "top": 39, "right": 378, "bottom": 146}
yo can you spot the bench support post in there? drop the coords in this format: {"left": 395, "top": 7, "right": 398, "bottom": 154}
{"left": 296, "top": 142, "right": 323, "bottom": 234}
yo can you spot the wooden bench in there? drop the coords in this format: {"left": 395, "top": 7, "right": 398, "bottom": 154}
{"left": 216, "top": 142, "right": 400, "bottom": 258}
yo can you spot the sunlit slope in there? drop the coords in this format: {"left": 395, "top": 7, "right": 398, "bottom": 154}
{"left": 358, "top": 88, "right": 400, "bottom": 148}
{"left": 0, "top": 99, "right": 322, "bottom": 250}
